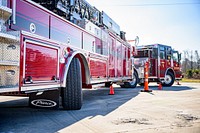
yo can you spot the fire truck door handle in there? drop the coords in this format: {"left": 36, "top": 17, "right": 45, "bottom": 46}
{"left": 6, "top": 70, "right": 15, "bottom": 75}
{"left": 7, "top": 44, "right": 16, "bottom": 50}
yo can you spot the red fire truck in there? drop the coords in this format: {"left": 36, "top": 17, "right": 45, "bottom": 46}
{"left": 134, "top": 44, "right": 182, "bottom": 87}
{"left": 0, "top": 0, "right": 138, "bottom": 110}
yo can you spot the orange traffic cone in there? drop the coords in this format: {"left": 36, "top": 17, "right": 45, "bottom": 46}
{"left": 158, "top": 82, "right": 162, "bottom": 90}
{"left": 141, "top": 61, "right": 152, "bottom": 92}
{"left": 109, "top": 84, "right": 114, "bottom": 95}
{"left": 177, "top": 81, "right": 181, "bottom": 85}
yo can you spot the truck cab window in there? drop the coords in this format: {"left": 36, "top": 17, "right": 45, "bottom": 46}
{"left": 159, "top": 46, "right": 165, "bottom": 59}
{"left": 160, "top": 51, "right": 165, "bottom": 59}
{"left": 166, "top": 47, "right": 172, "bottom": 60}
{"left": 173, "top": 52, "right": 178, "bottom": 62}
{"left": 152, "top": 48, "right": 158, "bottom": 58}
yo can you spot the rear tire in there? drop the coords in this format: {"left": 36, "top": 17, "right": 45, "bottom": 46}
{"left": 105, "top": 82, "right": 111, "bottom": 87}
{"left": 162, "top": 71, "right": 174, "bottom": 87}
{"left": 120, "top": 72, "right": 138, "bottom": 88}
{"left": 138, "top": 83, "right": 144, "bottom": 86}
{"left": 62, "top": 58, "right": 82, "bottom": 110}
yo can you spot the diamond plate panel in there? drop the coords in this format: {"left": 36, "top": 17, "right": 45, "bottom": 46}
{"left": 0, "top": 66, "right": 19, "bottom": 87}
{"left": 0, "top": 38, "right": 20, "bottom": 62}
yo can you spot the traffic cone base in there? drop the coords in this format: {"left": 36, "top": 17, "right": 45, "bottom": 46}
{"left": 177, "top": 81, "right": 181, "bottom": 85}
{"left": 158, "top": 83, "right": 162, "bottom": 90}
{"left": 141, "top": 89, "right": 152, "bottom": 92}
{"left": 109, "top": 85, "right": 114, "bottom": 95}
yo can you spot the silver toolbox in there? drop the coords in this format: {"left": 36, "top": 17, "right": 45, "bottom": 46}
{"left": 0, "top": 65, "right": 19, "bottom": 87}
{"left": 0, "top": 39, "right": 20, "bottom": 62}
{"left": 0, "top": 19, "right": 6, "bottom": 32}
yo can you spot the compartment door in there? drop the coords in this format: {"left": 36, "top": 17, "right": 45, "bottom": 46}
{"left": 23, "top": 40, "right": 59, "bottom": 83}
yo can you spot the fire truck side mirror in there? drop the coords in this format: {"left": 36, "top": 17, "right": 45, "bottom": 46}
{"left": 178, "top": 53, "right": 182, "bottom": 61}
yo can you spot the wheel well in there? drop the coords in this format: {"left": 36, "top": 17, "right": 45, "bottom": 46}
{"left": 75, "top": 54, "right": 90, "bottom": 85}
{"left": 134, "top": 68, "right": 139, "bottom": 82}
{"left": 62, "top": 51, "right": 90, "bottom": 88}
{"left": 166, "top": 68, "right": 175, "bottom": 77}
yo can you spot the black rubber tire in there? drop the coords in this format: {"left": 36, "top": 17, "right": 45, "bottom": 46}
{"left": 138, "top": 83, "right": 144, "bottom": 86}
{"left": 120, "top": 84, "right": 126, "bottom": 88}
{"left": 120, "top": 72, "right": 138, "bottom": 88}
{"left": 105, "top": 82, "right": 111, "bottom": 87}
{"left": 162, "top": 71, "right": 175, "bottom": 87}
{"left": 138, "top": 81, "right": 150, "bottom": 86}
{"left": 120, "top": 82, "right": 130, "bottom": 88}
{"left": 62, "top": 58, "right": 82, "bottom": 110}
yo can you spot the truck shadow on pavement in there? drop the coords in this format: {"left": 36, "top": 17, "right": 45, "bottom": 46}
{"left": 0, "top": 87, "right": 140, "bottom": 133}
{"left": 0, "top": 84, "right": 195, "bottom": 133}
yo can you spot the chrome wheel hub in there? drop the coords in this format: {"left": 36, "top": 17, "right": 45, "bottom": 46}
{"left": 164, "top": 75, "right": 172, "bottom": 84}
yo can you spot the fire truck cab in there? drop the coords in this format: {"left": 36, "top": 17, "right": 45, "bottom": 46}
{"left": 134, "top": 44, "right": 182, "bottom": 86}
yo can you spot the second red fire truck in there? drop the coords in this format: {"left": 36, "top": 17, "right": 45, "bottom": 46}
{"left": 133, "top": 44, "right": 182, "bottom": 87}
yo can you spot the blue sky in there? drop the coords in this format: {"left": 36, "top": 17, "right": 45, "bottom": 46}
{"left": 87, "top": 0, "right": 200, "bottom": 54}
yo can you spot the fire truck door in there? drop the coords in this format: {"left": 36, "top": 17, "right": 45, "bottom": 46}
{"left": 150, "top": 48, "right": 158, "bottom": 77}
{"left": 23, "top": 40, "right": 59, "bottom": 83}
{"left": 149, "top": 58, "right": 157, "bottom": 77}
{"left": 116, "top": 41, "right": 122, "bottom": 77}
{"left": 122, "top": 45, "right": 127, "bottom": 76}
{"left": 108, "top": 38, "right": 115, "bottom": 77}
{"left": 159, "top": 46, "right": 167, "bottom": 78}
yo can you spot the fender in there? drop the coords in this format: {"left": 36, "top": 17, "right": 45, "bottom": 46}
{"left": 61, "top": 51, "right": 90, "bottom": 87}
{"left": 164, "top": 67, "right": 175, "bottom": 78}
{"left": 133, "top": 68, "right": 139, "bottom": 78}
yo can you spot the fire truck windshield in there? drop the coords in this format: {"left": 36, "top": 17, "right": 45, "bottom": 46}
{"left": 134, "top": 47, "right": 158, "bottom": 59}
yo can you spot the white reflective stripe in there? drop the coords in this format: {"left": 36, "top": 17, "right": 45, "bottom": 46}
{"left": 145, "top": 79, "right": 148, "bottom": 82}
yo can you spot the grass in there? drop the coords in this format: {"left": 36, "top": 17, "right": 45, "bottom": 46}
{"left": 181, "top": 78, "right": 200, "bottom": 83}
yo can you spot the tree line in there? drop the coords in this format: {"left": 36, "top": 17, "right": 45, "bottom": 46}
{"left": 181, "top": 50, "right": 200, "bottom": 79}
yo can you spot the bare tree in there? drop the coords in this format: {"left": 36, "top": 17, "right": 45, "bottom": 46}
{"left": 195, "top": 50, "right": 200, "bottom": 69}
{"left": 183, "top": 50, "right": 189, "bottom": 73}
{"left": 190, "top": 50, "right": 193, "bottom": 70}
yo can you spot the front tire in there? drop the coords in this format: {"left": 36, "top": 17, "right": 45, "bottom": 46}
{"left": 62, "top": 58, "right": 82, "bottom": 110}
{"left": 162, "top": 71, "right": 174, "bottom": 87}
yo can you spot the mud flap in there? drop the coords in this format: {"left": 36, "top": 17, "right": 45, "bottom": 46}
{"left": 29, "top": 90, "right": 59, "bottom": 109}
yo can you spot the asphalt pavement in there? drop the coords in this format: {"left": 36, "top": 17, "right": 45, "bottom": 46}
{"left": 0, "top": 83, "right": 200, "bottom": 133}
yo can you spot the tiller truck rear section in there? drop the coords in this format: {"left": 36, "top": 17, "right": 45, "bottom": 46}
{"left": 0, "top": 0, "right": 138, "bottom": 109}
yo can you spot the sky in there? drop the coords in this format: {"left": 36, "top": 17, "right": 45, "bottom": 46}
{"left": 87, "top": 0, "right": 200, "bottom": 55}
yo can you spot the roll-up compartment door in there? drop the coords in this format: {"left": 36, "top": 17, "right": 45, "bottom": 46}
{"left": 24, "top": 40, "right": 59, "bottom": 83}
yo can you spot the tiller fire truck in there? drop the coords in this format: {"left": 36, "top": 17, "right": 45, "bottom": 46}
{"left": 134, "top": 44, "right": 182, "bottom": 87}
{"left": 0, "top": 0, "right": 138, "bottom": 109}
